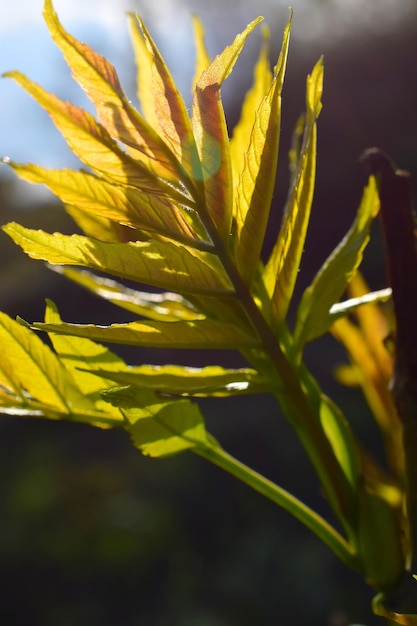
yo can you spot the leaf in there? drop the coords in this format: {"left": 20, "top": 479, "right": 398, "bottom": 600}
{"left": 50, "top": 267, "right": 203, "bottom": 321}
{"left": 31, "top": 318, "right": 260, "bottom": 350}
{"left": 328, "top": 287, "right": 392, "bottom": 322}
{"left": 293, "top": 176, "right": 380, "bottom": 349}
{"left": 134, "top": 15, "right": 201, "bottom": 181}
{"left": 84, "top": 364, "right": 269, "bottom": 397}
{"left": 233, "top": 15, "right": 291, "bottom": 285}
{"left": 191, "top": 15, "right": 211, "bottom": 92}
{"left": 43, "top": 0, "right": 180, "bottom": 177}
{"left": 264, "top": 58, "right": 323, "bottom": 326}
{"left": 43, "top": 299, "right": 125, "bottom": 418}
{"left": 229, "top": 26, "right": 272, "bottom": 196}
{"left": 3, "top": 223, "right": 234, "bottom": 296}
{"left": 101, "top": 385, "right": 209, "bottom": 457}
{"left": 8, "top": 162, "right": 207, "bottom": 246}
{"left": 65, "top": 205, "right": 136, "bottom": 244}
{"left": 192, "top": 17, "right": 263, "bottom": 242}
{"left": 0, "top": 311, "right": 92, "bottom": 413}
{"left": 5, "top": 71, "right": 189, "bottom": 204}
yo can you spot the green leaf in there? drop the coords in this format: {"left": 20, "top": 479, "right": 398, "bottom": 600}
{"left": 84, "top": 364, "right": 269, "bottom": 397}
{"left": 101, "top": 385, "right": 209, "bottom": 457}
{"left": 264, "top": 58, "right": 323, "bottom": 326}
{"left": 31, "top": 318, "right": 260, "bottom": 350}
{"left": 3, "top": 223, "right": 233, "bottom": 296}
{"left": 293, "top": 176, "right": 380, "bottom": 349}
{"left": 192, "top": 17, "right": 263, "bottom": 242}
{"left": 233, "top": 14, "right": 291, "bottom": 285}
{"left": 50, "top": 267, "right": 203, "bottom": 321}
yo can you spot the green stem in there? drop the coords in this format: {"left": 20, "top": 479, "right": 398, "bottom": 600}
{"left": 197, "top": 204, "right": 355, "bottom": 527}
{"left": 195, "top": 442, "right": 358, "bottom": 571}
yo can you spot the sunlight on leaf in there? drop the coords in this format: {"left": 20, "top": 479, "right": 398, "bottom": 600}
{"left": 293, "top": 175, "right": 380, "bottom": 350}
{"left": 101, "top": 385, "right": 209, "bottom": 457}
{"left": 264, "top": 58, "right": 323, "bottom": 327}
{"left": 3, "top": 223, "right": 233, "bottom": 296}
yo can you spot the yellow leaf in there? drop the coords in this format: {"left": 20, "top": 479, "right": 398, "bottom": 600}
{"left": 191, "top": 15, "right": 211, "bottom": 92}
{"left": 6, "top": 71, "right": 191, "bottom": 204}
{"left": 230, "top": 26, "right": 272, "bottom": 192}
{"left": 192, "top": 17, "right": 263, "bottom": 242}
{"left": 3, "top": 223, "right": 234, "bottom": 296}
{"left": 43, "top": 0, "right": 179, "bottom": 177}
{"left": 0, "top": 312, "right": 92, "bottom": 413}
{"left": 51, "top": 267, "right": 203, "bottom": 322}
{"left": 134, "top": 16, "right": 201, "bottom": 181}
{"left": 9, "top": 162, "right": 207, "bottom": 246}
{"left": 44, "top": 300, "right": 124, "bottom": 419}
{"left": 33, "top": 318, "right": 261, "bottom": 350}
{"left": 233, "top": 15, "right": 291, "bottom": 285}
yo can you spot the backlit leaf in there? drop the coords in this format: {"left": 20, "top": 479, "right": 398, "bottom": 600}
{"left": 192, "top": 17, "right": 263, "bottom": 242}
{"left": 85, "top": 364, "right": 269, "bottom": 397}
{"left": 264, "top": 58, "right": 323, "bottom": 326}
{"left": 233, "top": 15, "right": 291, "bottom": 285}
{"left": 32, "top": 318, "right": 260, "bottom": 350}
{"left": 50, "top": 267, "right": 202, "bottom": 321}
{"left": 229, "top": 27, "right": 272, "bottom": 196}
{"left": 102, "top": 385, "right": 209, "bottom": 457}
{"left": 44, "top": 299, "right": 125, "bottom": 418}
{"left": 0, "top": 312, "right": 91, "bottom": 413}
{"left": 135, "top": 16, "right": 201, "bottom": 182}
{"left": 5, "top": 71, "right": 189, "bottom": 203}
{"left": 44, "top": 0, "right": 179, "bottom": 176}
{"left": 293, "top": 176, "right": 379, "bottom": 349}
{"left": 8, "top": 162, "right": 207, "bottom": 245}
{"left": 3, "top": 223, "right": 234, "bottom": 296}
{"left": 191, "top": 15, "right": 211, "bottom": 91}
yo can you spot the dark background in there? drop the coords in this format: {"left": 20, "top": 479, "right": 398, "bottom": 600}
{"left": 1, "top": 1, "right": 417, "bottom": 624}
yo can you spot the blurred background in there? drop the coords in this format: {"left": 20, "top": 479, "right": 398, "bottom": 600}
{"left": 1, "top": 0, "right": 417, "bottom": 624}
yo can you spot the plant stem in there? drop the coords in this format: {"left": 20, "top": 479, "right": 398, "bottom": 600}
{"left": 197, "top": 202, "right": 355, "bottom": 526}
{"left": 195, "top": 442, "right": 357, "bottom": 570}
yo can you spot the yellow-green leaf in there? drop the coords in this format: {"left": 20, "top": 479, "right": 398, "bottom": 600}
{"left": 3, "top": 223, "right": 234, "bottom": 296}
{"left": 51, "top": 267, "right": 203, "bottom": 321}
{"left": 44, "top": 299, "right": 125, "bottom": 419}
{"left": 85, "top": 364, "right": 269, "bottom": 397}
{"left": 233, "top": 15, "right": 291, "bottom": 285}
{"left": 229, "top": 27, "right": 272, "bottom": 194}
{"left": 32, "top": 318, "right": 260, "bottom": 350}
{"left": 293, "top": 176, "right": 379, "bottom": 349}
{"left": 264, "top": 58, "right": 323, "bottom": 326}
{"left": 102, "top": 385, "right": 208, "bottom": 457}
{"left": 0, "top": 312, "right": 91, "bottom": 413}
{"left": 191, "top": 15, "right": 211, "bottom": 92}
{"left": 8, "top": 162, "right": 206, "bottom": 245}
{"left": 192, "top": 17, "right": 263, "bottom": 242}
